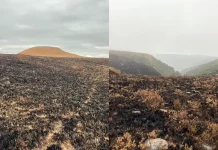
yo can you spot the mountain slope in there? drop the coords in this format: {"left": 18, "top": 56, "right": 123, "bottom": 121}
{"left": 180, "top": 65, "right": 199, "bottom": 75}
{"left": 185, "top": 59, "right": 218, "bottom": 76}
{"left": 109, "top": 53, "right": 161, "bottom": 76}
{"left": 0, "top": 54, "right": 108, "bottom": 149}
{"left": 19, "top": 46, "right": 82, "bottom": 58}
{"left": 110, "top": 50, "right": 176, "bottom": 76}
{"left": 155, "top": 54, "right": 217, "bottom": 72}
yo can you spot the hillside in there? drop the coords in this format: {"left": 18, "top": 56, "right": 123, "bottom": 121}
{"left": 19, "top": 46, "right": 82, "bottom": 58}
{"left": 0, "top": 54, "right": 108, "bottom": 149}
{"left": 185, "top": 59, "right": 218, "bottom": 76}
{"left": 110, "top": 73, "right": 218, "bottom": 149}
{"left": 109, "top": 53, "right": 161, "bottom": 76}
{"left": 180, "top": 65, "right": 199, "bottom": 75}
{"left": 155, "top": 54, "right": 217, "bottom": 72}
{"left": 110, "top": 50, "right": 176, "bottom": 76}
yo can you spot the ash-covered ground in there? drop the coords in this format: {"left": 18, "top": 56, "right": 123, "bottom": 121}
{"left": 0, "top": 54, "right": 108, "bottom": 150}
{"left": 110, "top": 72, "right": 218, "bottom": 150}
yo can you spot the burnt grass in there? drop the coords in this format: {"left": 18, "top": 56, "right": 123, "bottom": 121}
{"left": 109, "top": 72, "right": 218, "bottom": 150}
{"left": 0, "top": 54, "right": 108, "bottom": 150}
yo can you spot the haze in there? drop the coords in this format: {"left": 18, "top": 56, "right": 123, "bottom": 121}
{"left": 0, "top": 0, "right": 108, "bottom": 57}
{"left": 110, "top": 0, "right": 218, "bottom": 56}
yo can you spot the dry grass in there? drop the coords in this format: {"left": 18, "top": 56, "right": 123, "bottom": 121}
{"left": 110, "top": 74, "right": 218, "bottom": 149}
{"left": 135, "top": 90, "right": 164, "bottom": 110}
{"left": 109, "top": 67, "right": 121, "bottom": 76}
{"left": 19, "top": 46, "right": 82, "bottom": 58}
{"left": 112, "top": 132, "right": 136, "bottom": 150}
{"left": 0, "top": 54, "right": 108, "bottom": 149}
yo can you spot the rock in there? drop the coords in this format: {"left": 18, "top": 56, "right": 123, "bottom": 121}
{"left": 144, "top": 138, "right": 168, "bottom": 150}
{"left": 202, "top": 144, "right": 213, "bottom": 150}
{"left": 159, "top": 109, "right": 167, "bottom": 113}
{"left": 113, "top": 112, "right": 118, "bottom": 115}
{"left": 132, "top": 110, "right": 141, "bottom": 114}
{"left": 117, "top": 104, "right": 125, "bottom": 108}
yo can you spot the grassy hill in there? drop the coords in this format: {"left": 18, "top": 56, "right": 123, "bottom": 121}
{"left": 110, "top": 50, "right": 176, "bottom": 76}
{"left": 19, "top": 46, "right": 82, "bottom": 58}
{"left": 109, "top": 53, "right": 161, "bottom": 76}
{"left": 180, "top": 65, "right": 198, "bottom": 75}
{"left": 185, "top": 59, "right": 218, "bottom": 76}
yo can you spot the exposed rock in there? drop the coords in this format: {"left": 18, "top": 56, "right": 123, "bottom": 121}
{"left": 159, "top": 109, "right": 167, "bottom": 113}
{"left": 144, "top": 138, "right": 168, "bottom": 150}
{"left": 186, "top": 91, "right": 191, "bottom": 94}
{"left": 132, "top": 110, "right": 141, "bottom": 114}
{"left": 202, "top": 144, "right": 213, "bottom": 150}
{"left": 117, "top": 104, "right": 125, "bottom": 108}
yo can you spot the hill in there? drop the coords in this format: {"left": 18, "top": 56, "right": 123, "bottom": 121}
{"left": 0, "top": 54, "right": 108, "bottom": 149}
{"left": 184, "top": 59, "right": 218, "bottom": 76}
{"left": 109, "top": 53, "right": 161, "bottom": 76}
{"left": 155, "top": 54, "right": 217, "bottom": 72}
{"left": 19, "top": 46, "right": 82, "bottom": 58}
{"left": 180, "top": 65, "right": 199, "bottom": 75}
{"left": 110, "top": 50, "right": 176, "bottom": 76}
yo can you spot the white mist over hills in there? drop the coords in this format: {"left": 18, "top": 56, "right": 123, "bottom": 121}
{"left": 155, "top": 54, "right": 217, "bottom": 72}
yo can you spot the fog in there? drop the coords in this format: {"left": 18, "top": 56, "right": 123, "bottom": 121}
{"left": 110, "top": 0, "right": 218, "bottom": 56}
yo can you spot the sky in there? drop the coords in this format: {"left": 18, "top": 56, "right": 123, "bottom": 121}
{"left": 0, "top": 0, "right": 108, "bottom": 57}
{"left": 110, "top": 0, "right": 218, "bottom": 56}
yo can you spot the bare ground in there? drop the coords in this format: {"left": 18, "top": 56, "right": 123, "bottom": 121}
{"left": 109, "top": 73, "right": 218, "bottom": 150}
{"left": 0, "top": 54, "right": 108, "bottom": 150}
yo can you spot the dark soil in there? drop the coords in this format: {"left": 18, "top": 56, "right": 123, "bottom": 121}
{"left": 109, "top": 73, "right": 218, "bottom": 150}
{"left": 0, "top": 54, "right": 109, "bottom": 150}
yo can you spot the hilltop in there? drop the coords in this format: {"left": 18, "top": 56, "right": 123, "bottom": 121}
{"left": 110, "top": 50, "right": 176, "bottom": 76}
{"left": 19, "top": 46, "right": 82, "bottom": 58}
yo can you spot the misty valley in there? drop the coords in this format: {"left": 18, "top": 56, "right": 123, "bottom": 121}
{"left": 109, "top": 50, "right": 218, "bottom": 150}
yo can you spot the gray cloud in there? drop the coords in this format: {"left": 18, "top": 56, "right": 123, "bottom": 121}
{"left": 110, "top": 0, "right": 218, "bottom": 56}
{"left": 0, "top": 0, "right": 108, "bottom": 57}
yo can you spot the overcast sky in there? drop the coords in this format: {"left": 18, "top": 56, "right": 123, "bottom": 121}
{"left": 110, "top": 0, "right": 218, "bottom": 56}
{"left": 0, "top": 0, "right": 108, "bottom": 57}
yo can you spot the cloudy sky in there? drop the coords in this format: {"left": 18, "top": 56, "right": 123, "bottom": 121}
{"left": 0, "top": 0, "right": 108, "bottom": 57}
{"left": 110, "top": 0, "right": 218, "bottom": 56}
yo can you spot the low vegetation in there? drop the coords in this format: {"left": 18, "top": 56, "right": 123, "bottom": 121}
{"left": 109, "top": 53, "right": 161, "bottom": 76}
{"left": 110, "top": 50, "right": 176, "bottom": 76}
{"left": 184, "top": 59, "right": 218, "bottom": 76}
{"left": 110, "top": 72, "right": 218, "bottom": 149}
{"left": 0, "top": 54, "right": 108, "bottom": 150}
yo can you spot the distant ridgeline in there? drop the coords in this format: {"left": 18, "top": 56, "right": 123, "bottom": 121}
{"left": 183, "top": 59, "right": 218, "bottom": 76}
{"left": 109, "top": 50, "right": 177, "bottom": 76}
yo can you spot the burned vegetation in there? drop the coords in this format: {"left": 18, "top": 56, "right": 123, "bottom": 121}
{"left": 109, "top": 72, "right": 218, "bottom": 150}
{"left": 0, "top": 54, "right": 109, "bottom": 150}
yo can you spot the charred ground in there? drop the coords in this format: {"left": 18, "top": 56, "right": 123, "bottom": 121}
{"left": 110, "top": 72, "right": 218, "bottom": 150}
{"left": 0, "top": 54, "right": 108, "bottom": 150}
